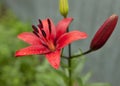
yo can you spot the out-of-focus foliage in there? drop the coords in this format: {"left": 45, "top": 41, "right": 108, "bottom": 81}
{"left": 0, "top": 3, "right": 111, "bottom": 86}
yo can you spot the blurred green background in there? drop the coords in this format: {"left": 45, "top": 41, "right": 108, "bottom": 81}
{"left": 0, "top": 0, "right": 120, "bottom": 86}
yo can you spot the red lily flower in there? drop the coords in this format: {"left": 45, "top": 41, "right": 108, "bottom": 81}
{"left": 15, "top": 18, "right": 87, "bottom": 69}
{"left": 90, "top": 14, "right": 118, "bottom": 51}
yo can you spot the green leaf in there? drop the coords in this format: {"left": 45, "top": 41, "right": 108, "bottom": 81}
{"left": 82, "top": 72, "right": 92, "bottom": 85}
{"left": 54, "top": 69, "right": 68, "bottom": 86}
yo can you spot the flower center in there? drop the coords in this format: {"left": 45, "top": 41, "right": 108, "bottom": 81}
{"left": 47, "top": 41, "right": 56, "bottom": 52}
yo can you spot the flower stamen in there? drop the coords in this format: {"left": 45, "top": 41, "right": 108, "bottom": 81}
{"left": 32, "top": 25, "right": 40, "bottom": 38}
{"left": 33, "top": 31, "right": 40, "bottom": 38}
{"left": 41, "top": 29, "right": 46, "bottom": 38}
{"left": 32, "top": 25, "right": 39, "bottom": 33}
{"left": 38, "top": 19, "right": 43, "bottom": 28}
{"left": 47, "top": 19, "right": 52, "bottom": 34}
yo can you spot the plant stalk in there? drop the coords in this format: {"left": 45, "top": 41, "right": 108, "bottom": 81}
{"left": 68, "top": 44, "right": 72, "bottom": 86}
{"left": 71, "top": 49, "right": 92, "bottom": 59}
{"left": 67, "top": 28, "right": 72, "bottom": 86}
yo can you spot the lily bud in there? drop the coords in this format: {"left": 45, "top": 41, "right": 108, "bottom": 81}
{"left": 90, "top": 14, "right": 118, "bottom": 51}
{"left": 59, "top": 0, "right": 69, "bottom": 18}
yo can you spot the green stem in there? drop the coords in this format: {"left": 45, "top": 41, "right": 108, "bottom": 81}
{"left": 68, "top": 44, "right": 72, "bottom": 86}
{"left": 61, "top": 49, "right": 93, "bottom": 59}
{"left": 71, "top": 49, "right": 92, "bottom": 59}
{"left": 62, "top": 15, "right": 72, "bottom": 86}
{"left": 67, "top": 28, "right": 72, "bottom": 86}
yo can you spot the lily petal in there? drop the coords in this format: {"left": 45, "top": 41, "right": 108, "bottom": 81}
{"left": 18, "top": 32, "right": 42, "bottom": 45}
{"left": 15, "top": 45, "right": 50, "bottom": 57}
{"left": 57, "top": 31, "right": 87, "bottom": 49}
{"left": 45, "top": 50, "right": 61, "bottom": 69}
{"left": 56, "top": 18, "right": 73, "bottom": 38}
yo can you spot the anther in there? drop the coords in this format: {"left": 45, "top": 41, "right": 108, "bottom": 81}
{"left": 41, "top": 30, "right": 46, "bottom": 38}
{"left": 33, "top": 31, "right": 40, "bottom": 37}
{"left": 32, "top": 25, "right": 39, "bottom": 33}
{"left": 38, "top": 19, "right": 43, "bottom": 28}
{"left": 47, "top": 19, "right": 51, "bottom": 34}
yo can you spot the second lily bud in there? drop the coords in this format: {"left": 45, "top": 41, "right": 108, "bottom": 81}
{"left": 90, "top": 14, "right": 118, "bottom": 51}
{"left": 59, "top": 0, "right": 69, "bottom": 18}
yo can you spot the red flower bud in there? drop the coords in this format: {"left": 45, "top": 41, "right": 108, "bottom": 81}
{"left": 90, "top": 14, "right": 118, "bottom": 51}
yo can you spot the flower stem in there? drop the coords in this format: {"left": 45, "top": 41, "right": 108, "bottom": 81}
{"left": 71, "top": 49, "right": 92, "bottom": 59}
{"left": 68, "top": 44, "right": 72, "bottom": 86}
{"left": 67, "top": 28, "right": 72, "bottom": 86}
{"left": 61, "top": 49, "right": 93, "bottom": 59}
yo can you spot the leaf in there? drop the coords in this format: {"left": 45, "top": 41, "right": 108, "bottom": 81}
{"left": 82, "top": 72, "right": 92, "bottom": 85}
{"left": 54, "top": 69, "right": 68, "bottom": 86}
